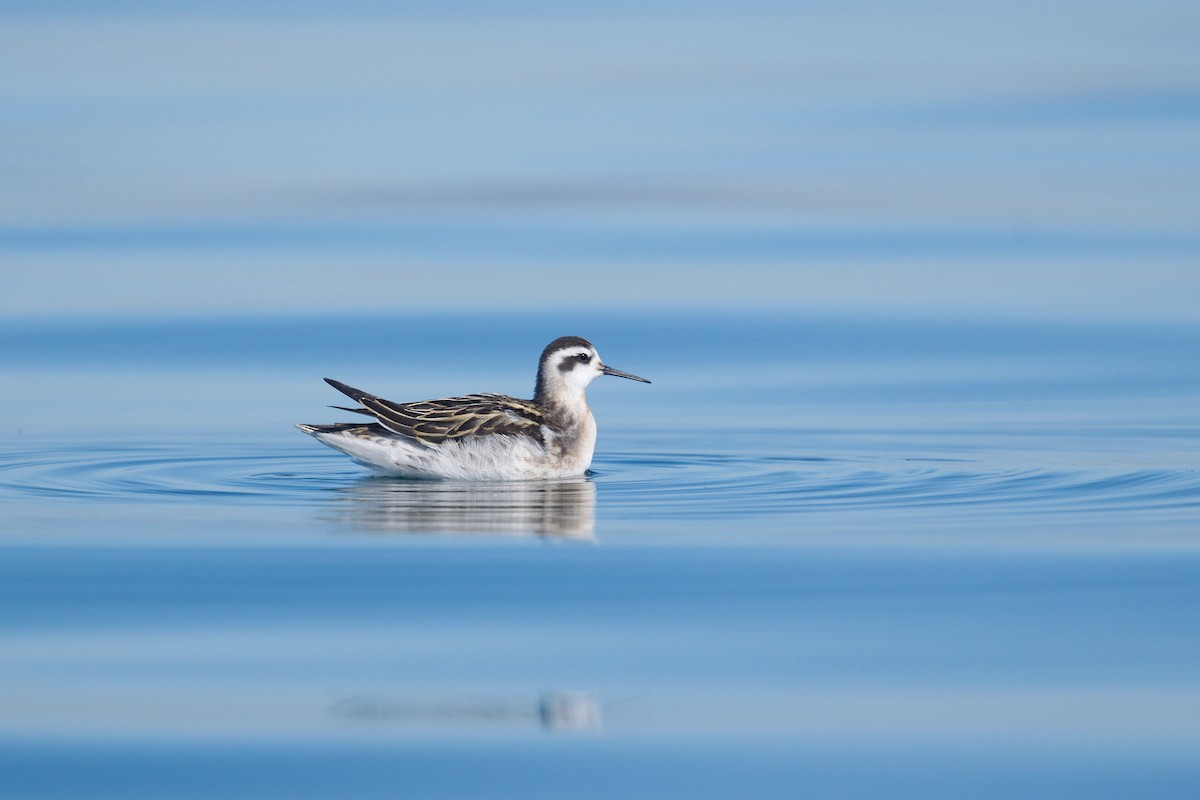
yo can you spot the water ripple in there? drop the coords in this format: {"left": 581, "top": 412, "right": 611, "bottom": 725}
{"left": 0, "top": 443, "right": 341, "bottom": 503}
{"left": 0, "top": 436, "right": 1196, "bottom": 533}
{"left": 594, "top": 445, "right": 1200, "bottom": 520}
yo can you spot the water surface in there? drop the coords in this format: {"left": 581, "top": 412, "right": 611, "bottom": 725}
{"left": 2, "top": 313, "right": 1199, "bottom": 799}
{"left": 3, "top": 0, "right": 1200, "bottom": 796}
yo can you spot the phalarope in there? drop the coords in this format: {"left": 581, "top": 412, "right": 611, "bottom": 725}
{"left": 297, "top": 336, "right": 650, "bottom": 480}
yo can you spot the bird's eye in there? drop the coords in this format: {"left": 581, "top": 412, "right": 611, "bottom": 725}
{"left": 576, "top": 353, "right": 591, "bottom": 363}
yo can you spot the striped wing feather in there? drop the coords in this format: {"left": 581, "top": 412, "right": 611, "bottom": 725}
{"left": 324, "top": 379, "right": 545, "bottom": 445}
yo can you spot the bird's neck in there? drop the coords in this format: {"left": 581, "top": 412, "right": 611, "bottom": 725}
{"left": 535, "top": 380, "right": 590, "bottom": 428}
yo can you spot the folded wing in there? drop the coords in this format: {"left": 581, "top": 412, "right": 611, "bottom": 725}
{"left": 323, "top": 378, "right": 546, "bottom": 446}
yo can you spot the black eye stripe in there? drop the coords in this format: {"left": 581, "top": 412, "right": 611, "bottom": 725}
{"left": 556, "top": 351, "right": 592, "bottom": 374}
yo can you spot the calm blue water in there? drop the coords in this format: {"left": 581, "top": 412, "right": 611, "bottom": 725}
{"left": 2, "top": 313, "right": 1199, "bottom": 799}
{"left": 3, "top": 0, "right": 1200, "bottom": 797}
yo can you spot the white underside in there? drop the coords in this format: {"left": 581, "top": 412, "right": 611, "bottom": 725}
{"left": 303, "top": 426, "right": 595, "bottom": 480}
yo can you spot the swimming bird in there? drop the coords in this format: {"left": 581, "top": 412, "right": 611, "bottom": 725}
{"left": 297, "top": 336, "right": 650, "bottom": 480}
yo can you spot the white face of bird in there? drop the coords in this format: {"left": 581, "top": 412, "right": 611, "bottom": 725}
{"left": 546, "top": 343, "right": 651, "bottom": 399}
{"left": 552, "top": 345, "right": 605, "bottom": 396}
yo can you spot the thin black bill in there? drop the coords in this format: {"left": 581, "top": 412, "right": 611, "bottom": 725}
{"left": 601, "top": 365, "right": 651, "bottom": 383}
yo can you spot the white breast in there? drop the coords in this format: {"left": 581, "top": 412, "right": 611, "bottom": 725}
{"left": 313, "top": 425, "right": 594, "bottom": 480}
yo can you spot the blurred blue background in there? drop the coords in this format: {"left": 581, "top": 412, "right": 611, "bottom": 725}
{"left": 3, "top": 0, "right": 1197, "bottom": 322}
{"left": 3, "top": 3, "right": 1200, "bottom": 799}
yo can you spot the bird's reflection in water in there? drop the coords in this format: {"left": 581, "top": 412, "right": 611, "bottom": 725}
{"left": 331, "top": 690, "right": 602, "bottom": 732}
{"left": 328, "top": 476, "right": 596, "bottom": 540}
